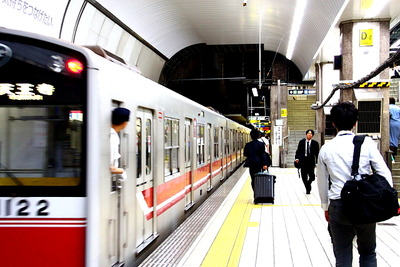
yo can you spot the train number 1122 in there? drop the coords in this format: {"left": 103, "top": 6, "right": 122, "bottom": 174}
{"left": 0, "top": 199, "right": 49, "bottom": 217}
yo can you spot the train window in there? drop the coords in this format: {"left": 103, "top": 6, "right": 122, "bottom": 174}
{"left": 214, "top": 127, "right": 219, "bottom": 160}
{"left": 146, "top": 119, "right": 152, "bottom": 175}
{"left": 225, "top": 129, "right": 230, "bottom": 155}
{"left": 164, "top": 118, "right": 179, "bottom": 176}
{"left": 184, "top": 119, "right": 191, "bottom": 167}
{"left": 136, "top": 118, "right": 142, "bottom": 178}
{"left": 233, "top": 130, "right": 237, "bottom": 152}
{"left": 219, "top": 127, "right": 224, "bottom": 158}
{"left": 197, "top": 124, "right": 205, "bottom": 165}
{"left": 239, "top": 132, "right": 242, "bottom": 151}
{"left": 207, "top": 124, "right": 212, "bottom": 162}
{"left": 0, "top": 106, "right": 83, "bottom": 192}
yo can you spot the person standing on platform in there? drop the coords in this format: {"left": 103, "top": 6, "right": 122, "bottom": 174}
{"left": 110, "top": 107, "right": 130, "bottom": 175}
{"left": 244, "top": 129, "right": 269, "bottom": 191}
{"left": 258, "top": 132, "right": 270, "bottom": 155}
{"left": 317, "top": 102, "right": 392, "bottom": 267}
{"left": 259, "top": 132, "right": 271, "bottom": 167}
{"left": 389, "top": 97, "right": 400, "bottom": 160}
{"left": 295, "top": 129, "right": 319, "bottom": 194}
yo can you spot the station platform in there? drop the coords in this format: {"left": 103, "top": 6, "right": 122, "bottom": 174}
{"left": 139, "top": 167, "right": 400, "bottom": 267}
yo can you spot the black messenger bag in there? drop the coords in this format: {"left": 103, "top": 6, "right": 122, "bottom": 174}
{"left": 340, "top": 135, "right": 399, "bottom": 225}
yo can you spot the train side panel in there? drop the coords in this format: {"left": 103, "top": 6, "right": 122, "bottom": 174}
{"left": 0, "top": 27, "right": 250, "bottom": 267}
{"left": 88, "top": 53, "right": 250, "bottom": 266}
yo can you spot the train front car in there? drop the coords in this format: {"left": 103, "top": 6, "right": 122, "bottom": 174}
{"left": 0, "top": 29, "right": 87, "bottom": 266}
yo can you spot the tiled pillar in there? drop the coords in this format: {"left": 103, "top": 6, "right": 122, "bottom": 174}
{"left": 339, "top": 19, "right": 390, "bottom": 156}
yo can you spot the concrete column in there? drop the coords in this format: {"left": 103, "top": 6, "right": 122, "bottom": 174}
{"left": 270, "top": 81, "right": 288, "bottom": 167}
{"left": 380, "top": 21, "right": 390, "bottom": 157}
{"left": 339, "top": 21, "right": 355, "bottom": 101}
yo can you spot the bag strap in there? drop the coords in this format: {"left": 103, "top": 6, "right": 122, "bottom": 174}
{"left": 351, "top": 135, "right": 367, "bottom": 176}
{"left": 260, "top": 138, "right": 268, "bottom": 146}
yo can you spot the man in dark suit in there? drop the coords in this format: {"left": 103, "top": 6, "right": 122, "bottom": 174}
{"left": 244, "top": 129, "right": 270, "bottom": 191}
{"left": 295, "top": 129, "right": 319, "bottom": 194}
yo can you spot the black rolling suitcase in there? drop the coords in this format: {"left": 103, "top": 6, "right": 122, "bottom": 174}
{"left": 254, "top": 171, "right": 276, "bottom": 204}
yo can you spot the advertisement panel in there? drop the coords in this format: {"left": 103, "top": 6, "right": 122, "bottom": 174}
{"left": 0, "top": 0, "right": 69, "bottom": 38}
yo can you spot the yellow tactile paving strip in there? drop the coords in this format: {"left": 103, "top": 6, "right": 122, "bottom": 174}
{"left": 201, "top": 177, "right": 269, "bottom": 266}
{"left": 200, "top": 171, "right": 400, "bottom": 267}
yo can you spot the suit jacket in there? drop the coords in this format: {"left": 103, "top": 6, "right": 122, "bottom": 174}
{"left": 295, "top": 138, "right": 319, "bottom": 167}
{"left": 244, "top": 140, "right": 270, "bottom": 168}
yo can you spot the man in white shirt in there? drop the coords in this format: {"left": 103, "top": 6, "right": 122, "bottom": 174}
{"left": 110, "top": 107, "right": 130, "bottom": 174}
{"left": 317, "top": 102, "right": 392, "bottom": 267}
{"left": 258, "top": 132, "right": 270, "bottom": 155}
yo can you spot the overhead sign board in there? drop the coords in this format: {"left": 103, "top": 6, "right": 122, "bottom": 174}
{"left": 248, "top": 116, "right": 270, "bottom": 122}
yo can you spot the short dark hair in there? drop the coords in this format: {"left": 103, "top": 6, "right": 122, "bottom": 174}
{"left": 306, "top": 129, "right": 314, "bottom": 136}
{"left": 330, "top": 102, "right": 358, "bottom": 131}
{"left": 250, "top": 129, "right": 260, "bottom": 140}
{"left": 390, "top": 97, "right": 396, "bottom": 105}
{"left": 112, "top": 107, "right": 130, "bottom": 125}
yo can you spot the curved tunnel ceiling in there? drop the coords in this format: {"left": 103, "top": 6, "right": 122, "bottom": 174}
{"left": 96, "top": 0, "right": 400, "bottom": 77}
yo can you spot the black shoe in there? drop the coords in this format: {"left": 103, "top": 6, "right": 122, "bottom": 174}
{"left": 306, "top": 191, "right": 310, "bottom": 194}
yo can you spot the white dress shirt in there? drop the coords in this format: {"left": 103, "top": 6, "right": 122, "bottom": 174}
{"left": 110, "top": 128, "right": 121, "bottom": 168}
{"left": 258, "top": 136, "right": 270, "bottom": 154}
{"left": 305, "top": 140, "right": 310, "bottom": 156}
{"left": 317, "top": 131, "right": 392, "bottom": 211}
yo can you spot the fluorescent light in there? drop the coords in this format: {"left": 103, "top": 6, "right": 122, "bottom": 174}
{"left": 286, "top": 0, "right": 307, "bottom": 60}
{"left": 252, "top": 87, "right": 258, "bottom": 97}
{"left": 364, "top": 0, "right": 389, "bottom": 18}
{"left": 312, "top": 0, "right": 350, "bottom": 60}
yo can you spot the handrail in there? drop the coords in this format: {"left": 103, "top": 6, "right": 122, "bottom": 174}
{"left": 282, "top": 127, "right": 290, "bottom": 153}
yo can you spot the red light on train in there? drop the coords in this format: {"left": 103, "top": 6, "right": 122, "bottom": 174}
{"left": 66, "top": 59, "right": 84, "bottom": 74}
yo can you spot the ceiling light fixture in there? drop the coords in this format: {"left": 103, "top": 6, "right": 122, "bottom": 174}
{"left": 364, "top": 0, "right": 389, "bottom": 18}
{"left": 243, "top": 0, "right": 247, "bottom": 7}
{"left": 312, "top": 0, "right": 350, "bottom": 60}
{"left": 286, "top": 0, "right": 307, "bottom": 60}
{"left": 252, "top": 87, "right": 258, "bottom": 97}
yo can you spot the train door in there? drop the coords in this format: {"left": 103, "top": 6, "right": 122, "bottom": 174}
{"left": 109, "top": 102, "right": 130, "bottom": 266}
{"left": 135, "top": 108, "right": 154, "bottom": 250}
{"left": 184, "top": 119, "right": 193, "bottom": 207}
{"left": 206, "top": 124, "right": 212, "bottom": 190}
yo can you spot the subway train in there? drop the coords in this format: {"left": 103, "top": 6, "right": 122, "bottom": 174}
{"left": 0, "top": 27, "right": 250, "bottom": 267}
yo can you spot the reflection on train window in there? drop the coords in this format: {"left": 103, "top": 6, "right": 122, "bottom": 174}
{"left": 197, "top": 124, "right": 205, "bottom": 165}
{"left": 233, "top": 130, "right": 237, "bottom": 152}
{"left": 145, "top": 118, "right": 151, "bottom": 175}
{"left": 225, "top": 129, "right": 230, "bottom": 155}
{"left": 136, "top": 117, "right": 142, "bottom": 178}
{"left": 0, "top": 107, "right": 83, "bottom": 186}
{"left": 213, "top": 127, "right": 219, "bottom": 160}
{"left": 164, "top": 117, "right": 179, "bottom": 176}
{"left": 184, "top": 119, "right": 191, "bottom": 168}
{"left": 207, "top": 124, "right": 211, "bottom": 162}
